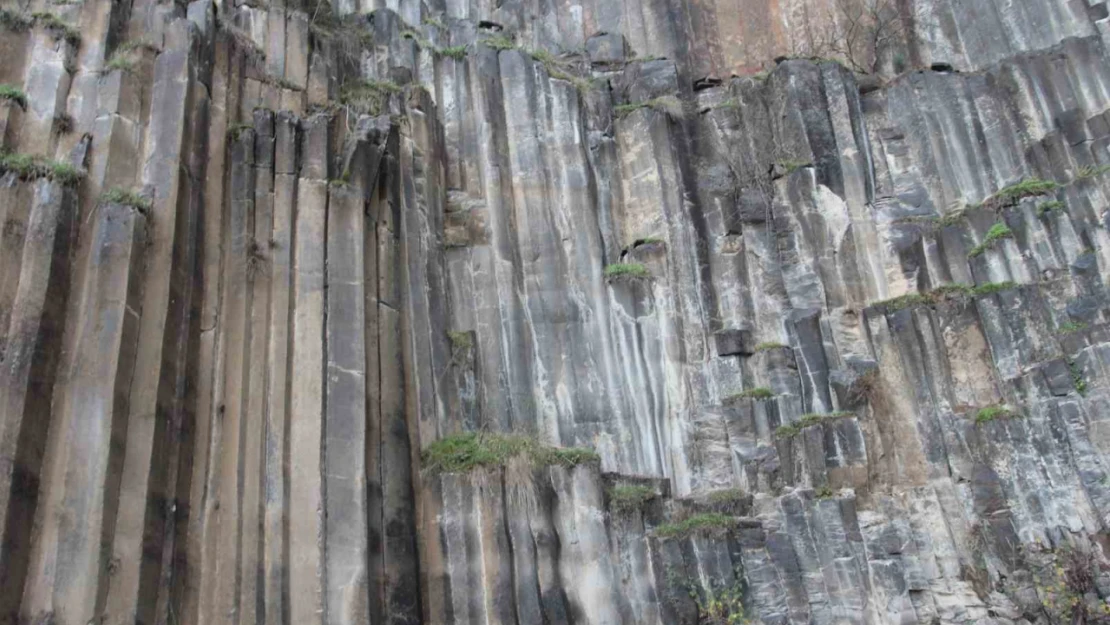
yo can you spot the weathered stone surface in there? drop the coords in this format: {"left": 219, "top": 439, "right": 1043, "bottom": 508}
{"left": 0, "top": 1, "right": 1110, "bottom": 625}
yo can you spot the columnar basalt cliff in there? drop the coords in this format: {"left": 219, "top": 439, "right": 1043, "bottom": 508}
{"left": 1, "top": 0, "right": 1110, "bottom": 624}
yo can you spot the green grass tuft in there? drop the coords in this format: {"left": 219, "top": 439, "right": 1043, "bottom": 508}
{"left": 339, "top": 79, "right": 402, "bottom": 115}
{"left": 604, "top": 263, "right": 651, "bottom": 280}
{"left": 447, "top": 330, "right": 473, "bottom": 350}
{"left": 982, "top": 178, "right": 1058, "bottom": 209}
{"left": 653, "top": 513, "right": 737, "bottom": 539}
{"left": 754, "top": 341, "right": 786, "bottom": 352}
{"left": 1077, "top": 164, "right": 1110, "bottom": 180}
{"left": 481, "top": 35, "right": 517, "bottom": 51}
{"left": 775, "top": 411, "right": 853, "bottom": 438}
{"left": 0, "top": 9, "right": 33, "bottom": 31}
{"left": 608, "top": 484, "right": 656, "bottom": 513}
{"left": 1071, "top": 361, "right": 1087, "bottom": 396}
{"left": 100, "top": 187, "right": 151, "bottom": 211}
{"left": 0, "top": 84, "right": 27, "bottom": 108}
{"left": 705, "top": 488, "right": 746, "bottom": 504}
{"left": 779, "top": 159, "right": 810, "bottom": 174}
{"left": 421, "top": 432, "right": 599, "bottom": 475}
{"left": 727, "top": 387, "right": 774, "bottom": 401}
{"left": 1036, "top": 200, "right": 1065, "bottom": 217}
{"left": 1058, "top": 321, "right": 1088, "bottom": 335}
{"left": 227, "top": 122, "right": 254, "bottom": 141}
{"left": 439, "top": 45, "right": 468, "bottom": 60}
{"left": 0, "top": 151, "right": 82, "bottom": 185}
{"left": 967, "top": 223, "right": 1014, "bottom": 258}
{"left": 969, "top": 281, "right": 1016, "bottom": 297}
{"left": 615, "top": 95, "right": 684, "bottom": 119}
{"left": 974, "top": 405, "right": 1014, "bottom": 423}
{"left": 814, "top": 486, "right": 835, "bottom": 499}
{"left": 30, "top": 11, "right": 80, "bottom": 46}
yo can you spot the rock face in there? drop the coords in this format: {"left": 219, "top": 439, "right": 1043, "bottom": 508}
{"left": 2, "top": 0, "right": 1110, "bottom": 624}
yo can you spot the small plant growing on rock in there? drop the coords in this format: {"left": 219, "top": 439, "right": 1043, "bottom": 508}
{"left": 727, "top": 387, "right": 774, "bottom": 401}
{"left": 814, "top": 485, "right": 835, "bottom": 499}
{"left": 0, "top": 151, "right": 82, "bottom": 185}
{"left": 481, "top": 34, "right": 517, "bottom": 51}
{"left": 615, "top": 95, "right": 684, "bottom": 119}
{"left": 246, "top": 240, "right": 268, "bottom": 280}
{"left": 1036, "top": 200, "right": 1065, "bottom": 217}
{"left": 227, "top": 122, "right": 254, "bottom": 141}
{"left": 1058, "top": 321, "right": 1088, "bottom": 335}
{"left": 1077, "top": 164, "right": 1110, "bottom": 180}
{"left": 421, "top": 431, "right": 598, "bottom": 475}
{"left": 653, "top": 513, "right": 737, "bottom": 539}
{"left": 0, "top": 84, "right": 27, "bottom": 108}
{"left": 340, "top": 79, "right": 402, "bottom": 116}
{"left": 1032, "top": 546, "right": 1109, "bottom": 624}
{"left": 775, "top": 411, "right": 853, "bottom": 438}
{"left": 753, "top": 341, "right": 786, "bottom": 352}
{"left": 974, "top": 404, "right": 1014, "bottom": 423}
{"left": 778, "top": 159, "right": 810, "bottom": 174}
{"left": 30, "top": 11, "right": 80, "bottom": 46}
{"left": 52, "top": 113, "right": 73, "bottom": 135}
{"left": 100, "top": 187, "right": 152, "bottom": 212}
{"left": 969, "top": 281, "right": 1016, "bottom": 297}
{"left": 0, "top": 9, "right": 33, "bottom": 31}
{"left": 447, "top": 331, "right": 473, "bottom": 351}
{"left": 967, "top": 223, "right": 1014, "bottom": 258}
{"left": 604, "top": 263, "right": 651, "bottom": 281}
{"left": 608, "top": 484, "right": 656, "bottom": 513}
{"left": 439, "top": 45, "right": 468, "bottom": 60}
{"left": 981, "top": 178, "right": 1058, "bottom": 210}
{"left": 1071, "top": 361, "right": 1087, "bottom": 396}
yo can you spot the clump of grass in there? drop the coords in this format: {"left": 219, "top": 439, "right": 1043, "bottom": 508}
{"left": 981, "top": 178, "right": 1058, "bottom": 209}
{"left": 0, "top": 151, "right": 82, "bottom": 185}
{"left": 439, "top": 45, "right": 468, "bottom": 60}
{"left": 608, "top": 484, "right": 656, "bottom": 513}
{"left": 754, "top": 341, "right": 786, "bottom": 352}
{"left": 1058, "top": 321, "right": 1088, "bottom": 335}
{"left": 0, "top": 9, "right": 33, "bottom": 31}
{"left": 227, "top": 122, "right": 253, "bottom": 141}
{"left": 615, "top": 95, "right": 684, "bottom": 119}
{"left": 102, "top": 50, "right": 137, "bottom": 74}
{"left": 814, "top": 486, "right": 835, "bottom": 499}
{"left": 894, "top": 207, "right": 969, "bottom": 229}
{"left": 1077, "top": 164, "right": 1110, "bottom": 180}
{"left": 220, "top": 22, "right": 265, "bottom": 62}
{"left": 1036, "top": 200, "right": 1065, "bottom": 217}
{"left": 1071, "top": 361, "right": 1087, "bottom": 396}
{"left": 0, "top": 84, "right": 27, "bottom": 108}
{"left": 974, "top": 405, "right": 1015, "bottom": 423}
{"left": 402, "top": 29, "right": 434, "bottom": 50}
{"left": 727, "top": 387, "right": 774, "bottom": 401}
{"left": 422, "top": 15, "right": 447, "bottom": 29}
{"left": 705, "top": 488, "right": 746, "bottom": 504}
{"left": 775, "top": 411, "right": 853, "bottom": 438}
{"left": 968, "top": 223, "right": 1014, "bottom": 258}
{"left": 421, "top": 431, "right": 599, "bottom": 474}
{"left": 872, "top": 282, "right": 1019, "bottom": 313}
{"left": 100, "top": 187, "right": 151, "bottom": 212}
{"left": 654, "top": 513, "right": 737, "bottom": 539}
{"left": 246, "top": 239, "right": 269, "bottom": 280}
{"left": 969, "top": 281, "right": 1016, "bottom": 297}
{"left": 779, "top": 159, "right": 810, "bottom": 174}
{"left": 526, "top": 50, "right": 593, "bottom": 91}
{"left": 447, "top": 330, "right": 473, "bottom": 351}
{"left": 339, "top": 79, "right": 402, "bottom": 115}
{"left": 30, "top": 11, "right": 80, "bottom": 46}
{"left": 52, "top": 113, "right": 73, "bottom": 135}
{"left": 604, "top": 263, "right": 651, "bottom": 281}
{"left": 481, "top": 34, "right": 517, "bottom": 51}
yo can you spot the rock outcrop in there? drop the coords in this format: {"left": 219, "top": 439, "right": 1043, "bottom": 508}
{"left": 2, "top": 0, "right": 1110, "bottom": 624}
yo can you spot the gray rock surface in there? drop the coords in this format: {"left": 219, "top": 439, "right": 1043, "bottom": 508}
{"left": 0, "top": 0, "right": 1109, "bottom": 624}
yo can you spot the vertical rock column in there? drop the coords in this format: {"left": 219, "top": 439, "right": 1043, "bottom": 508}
{"left": 18, "top": 198, "right": 147, "bottom": 625}
{"left": 325, "top": 182, "right": 370, "bottom": 625}
{"left": 0, "top": 180, "right": 75, "bottom": 622}
{"left": 289, "top": 113, "right": 329, "bottom": 625}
